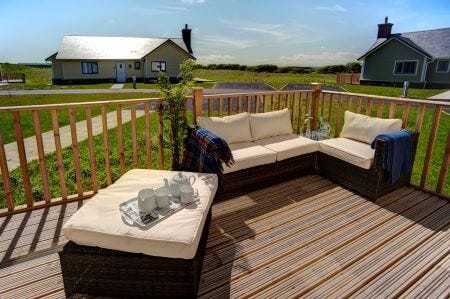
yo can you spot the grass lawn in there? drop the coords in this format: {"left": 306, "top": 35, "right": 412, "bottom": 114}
{"left": 192, "top": 69, "right": 337, "bottom": 89}
{"left": 0, "top": 92, "right": 158, "bottom": 144}
{"left": 342, "top": 84, "right": 445, "bottom": 99}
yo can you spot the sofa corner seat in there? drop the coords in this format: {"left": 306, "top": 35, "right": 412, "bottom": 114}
{"left": 318, "top": 132, "right": 419, "bottom": 201}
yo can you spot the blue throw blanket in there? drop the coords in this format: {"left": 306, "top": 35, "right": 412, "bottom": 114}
{"left": 181, "top": 128, "right": 234, "bottom": 176}
{"left": 371, "top": 130, "right": 412, "bottom": 184}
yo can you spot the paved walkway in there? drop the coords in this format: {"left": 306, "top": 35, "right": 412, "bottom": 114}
{"left": 428, "top": 90, "right": 450, "bottom": 101}
{"left": 110, "top": 83, "right": 124, "bottom": 89}
{"left": 0, "top": 88, "right": 158, "bottom": 95}
{"left": 3, "top": 109, "right": 145, "bottom": 172}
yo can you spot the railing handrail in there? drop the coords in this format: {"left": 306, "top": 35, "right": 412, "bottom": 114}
{"left": 322, "top": 90, "right": 450, "bottom": 106}
{"left": 202, "top": 89, "right": 312, "bottom": 99}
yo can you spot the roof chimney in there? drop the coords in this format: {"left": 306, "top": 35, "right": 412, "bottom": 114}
{"left": 182, "top": 24, "right": 193, "bottom": 54}
{"left": 377, "top": 16, "right": 393, "bottom": 39}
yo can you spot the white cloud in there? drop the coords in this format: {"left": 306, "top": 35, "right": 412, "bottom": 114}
{"left": 220, "top": 19, "right": 292, "bottom": 40}
{"left": 279, "top": 51, "right": 358, "bottom": 66}
{"left": 196, "top": 35, "right": 257, "bottom": 49}
{"left": 181, "top": 0, "right": 205, "bottom": 4}
{"left": 314, "top": 4, "right": 347, "bottom": 12}
{"left": 196, "top": 54, "right": 236, "bottom": 64}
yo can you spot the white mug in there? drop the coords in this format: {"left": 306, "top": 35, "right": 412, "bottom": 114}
{"left": 155, "top": 188, "right": 170, "bottom": 209}
{"left": 180, "top": 185, "right": 196, "bottom": 204}
{"left": 137, "top": 189, "right": 156, "bottom": 212}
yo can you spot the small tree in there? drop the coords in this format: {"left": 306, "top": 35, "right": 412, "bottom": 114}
{"left": 157, "top": 59, "right": 195, "bottom": 169}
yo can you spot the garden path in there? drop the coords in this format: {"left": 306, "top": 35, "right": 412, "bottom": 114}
{"left": 2, "top": 109, "right": 145, "bottom": 173}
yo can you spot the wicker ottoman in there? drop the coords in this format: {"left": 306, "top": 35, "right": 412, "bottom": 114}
{"left": 60, "top": 169, "right": 218, "bottom": 298}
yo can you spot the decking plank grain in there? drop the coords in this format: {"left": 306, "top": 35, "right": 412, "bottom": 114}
{"left": 201, "top": 191, "right": 432, "bottom": 298}
{"left": 400, "top": 255, "right": 450, "bottom": 299}
{"left": 0, "top": 176, "right": 447, "bottom": 299}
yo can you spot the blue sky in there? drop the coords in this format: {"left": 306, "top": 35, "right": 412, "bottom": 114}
{"left": 1, "top": 0, "right": 449, "bottom": 66}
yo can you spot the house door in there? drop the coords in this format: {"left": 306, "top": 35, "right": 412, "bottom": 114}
{"left": 115, "top": 62, "right": 126, "bottom": 83}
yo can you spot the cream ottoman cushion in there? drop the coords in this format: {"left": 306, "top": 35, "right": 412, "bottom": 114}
{"left": 62, "top": 169, "right": 218, "bottom": 259}
{"left": 255, "top": 134, "right": 319, "bottom": 161}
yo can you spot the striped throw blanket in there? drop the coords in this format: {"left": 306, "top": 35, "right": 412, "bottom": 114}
{"left": 181, "top": 128, "right": 234, "bottom": 176}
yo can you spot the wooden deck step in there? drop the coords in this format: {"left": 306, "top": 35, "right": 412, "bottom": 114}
{"left": 199, "top": 190, "right": 431, "bottom": 298}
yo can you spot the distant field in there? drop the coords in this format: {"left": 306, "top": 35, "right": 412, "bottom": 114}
{"left": 193, "top": 69, "right": 337, "bottom": 89}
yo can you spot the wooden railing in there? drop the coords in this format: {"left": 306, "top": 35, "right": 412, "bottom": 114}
{"left": 336, "top": 73, "right": 360, "bottom": 85}
{"left": 0, "top": 72, "right": 26, "bottom": 83}
{"left": 0, "top": 97, "right": 195, "bottom": 215}
{"left": 0, "top": 85, "right": 448, "bottom": 215}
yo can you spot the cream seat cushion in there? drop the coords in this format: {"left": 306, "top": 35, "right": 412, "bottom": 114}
{"left": 62, "top": 169, "right": 218, "bottom": 259}
{"left": 255, "top": 134, "right": 320, "bottom": 161}
{"left": 319, "top": 138, "right": 375, "bottom": 169}
{"left": 196, "top": 112, "right": 252, "bottom": 144}
{"left": 249, "top": 108, "right": 293, "bottom": 140}
{"left": 223, "top": 142, "right": 277, "bottom": 174}
{"left": 340, "top": 110, "right": 402, "bottom": 144}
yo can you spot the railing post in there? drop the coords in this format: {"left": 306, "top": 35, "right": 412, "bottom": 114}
{"left": 310, "top": 83, "right": 322, "bottom": 131}
{"left": 192, "top": 87, "right": 204, "bottom": 123}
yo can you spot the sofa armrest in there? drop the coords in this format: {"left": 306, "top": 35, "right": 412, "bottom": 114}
{"left": 373, "top": 130, "right": 420, "bottom": 170}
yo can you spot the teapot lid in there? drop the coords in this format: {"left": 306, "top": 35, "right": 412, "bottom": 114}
{"left": 172, "top": 172, "right": 188, "bottom": 183}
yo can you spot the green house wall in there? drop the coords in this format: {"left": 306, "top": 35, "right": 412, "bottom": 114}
{"left": 426, "top": 60, "right": 450, "bottom": 84}
{"left": 362, "top": 39, "right": 426, "bottom": 83}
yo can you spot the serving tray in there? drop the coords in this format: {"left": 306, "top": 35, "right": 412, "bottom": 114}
{"left": 119, "top": 189, "right": 199, "bottom": 227}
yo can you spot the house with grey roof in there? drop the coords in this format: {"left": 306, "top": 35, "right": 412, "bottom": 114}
{"left": 358, "top": 18, "right": 450, "bottom": 88}
{"left": 46, "top": 25, "right": 195, "bottom": 84}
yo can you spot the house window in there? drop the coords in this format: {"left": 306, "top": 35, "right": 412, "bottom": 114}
{"left": 134, "top": 61, "right": 141, "bottom": 70}
{"left": 393, "top": 61, "right": 417, "bottom": 75}
{"left": 436, "top": 60, "right": 449, "bottom": 73}
{"left": 81, "top": 62, "right": 98, "bottom": 74}
{"left": 151, "top": 61, "right": 166, "bottom": 72}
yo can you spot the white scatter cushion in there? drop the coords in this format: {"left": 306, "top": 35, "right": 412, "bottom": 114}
{"left": 62, "top": 169, "right": 218, "bottom": 259}
{"left": 250, "top": 108, "right": 293, "bottom": 140}
{"left": 223, "top": 142, "right": 277, "bottom": 174}
{"left": 255, "top": 134, "right": 319, "bottom": 161}
{"left": 196, "top": 112, "right": 252, "bottom": 144}
{"left": 340, "top": 110, "right": 402, "bottom": 144}
{"left": 319, "top": 138, "right": 375, "bottom": 169}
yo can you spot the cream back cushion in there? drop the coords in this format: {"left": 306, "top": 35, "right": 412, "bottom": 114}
{"left": 250, "top": 108, "right": 293, "bottom": 140}
{"left": 196, "top": 112, "right": 252, "bottom": 144}
{"left": 340, "top": 111, "right": 402, "bottom": 144}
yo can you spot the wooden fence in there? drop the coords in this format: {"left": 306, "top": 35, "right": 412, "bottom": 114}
{"left": 336, "top": 73, "right": 360, "bottom": 85}
{"left": 0, "top": 85, "right": 448, "bottom": 215}
{"left": 0, "top": 72, "right": 26, "bottom": 83}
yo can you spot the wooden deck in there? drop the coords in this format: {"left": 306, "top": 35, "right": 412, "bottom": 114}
{"left": 0, "top": 175, "right": 448, "bottom": 298}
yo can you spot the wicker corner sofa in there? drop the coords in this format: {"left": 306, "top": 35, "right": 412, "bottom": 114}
{"left": 318, "top": 132, "right": 419, "bottom": 200}
{"left": 189, "top": 109, "right": 419, "bottom": 202}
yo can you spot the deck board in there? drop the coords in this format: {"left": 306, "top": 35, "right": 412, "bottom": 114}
{"left": 0, "top": 176, "right": 448, "bottom": 298}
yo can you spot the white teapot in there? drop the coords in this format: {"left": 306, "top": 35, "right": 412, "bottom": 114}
{"left": 164, "top": 172, "right": 196, "bottom": 197}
